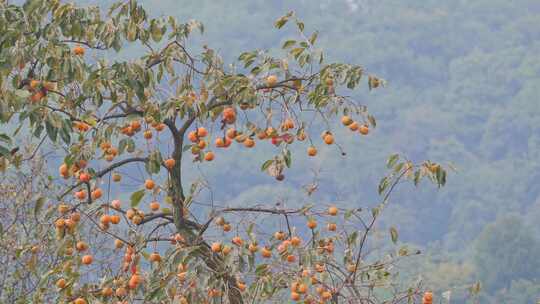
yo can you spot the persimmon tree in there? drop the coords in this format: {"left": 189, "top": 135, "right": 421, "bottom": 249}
{"left": 0, "top": 1, "right": 447, "bottom": 304}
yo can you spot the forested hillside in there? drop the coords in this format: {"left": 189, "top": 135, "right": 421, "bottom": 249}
{"left": 11, "top": 0, "right": 540, "bottom": 302}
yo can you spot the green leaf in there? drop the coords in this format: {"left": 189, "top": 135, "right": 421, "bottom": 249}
{"left": 261, "top": 159, "right": 274, "bottom": 171}
{"left": 130, "top": 189, "right": 146, "bottom": 207}
{"left": 35, "top": 197, "right": 46, "bottom": 218}
{"left": 45, "top": 119, "right": 58, "bottom": 142}
{"left": 282, "top": 40, "right": 296, "bottom": 49}
{"left": 389, "top": 226, "right": 398, "bottom": 244}
{"left": 284, "top": 149, "right": 291, "bottom": 168}
{"left": 386, "top": 154, "right": 399, "bottom": 169}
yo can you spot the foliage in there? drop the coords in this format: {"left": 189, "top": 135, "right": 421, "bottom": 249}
{"left": 0, "top": 1, "right": 449, "bottom": 304}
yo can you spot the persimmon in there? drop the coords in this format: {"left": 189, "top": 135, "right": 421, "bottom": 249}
{"left": 30, "top": 90, "right": 45, "bottom": 103}
{"left": 261, "top": 247, "right": 272, "bottom": 258}
{"left": 307, "top": 219, "right": 317, "bottom": 229}
{"left": 328, "top": 206, "right": 338, "bottom": 216}
{"left": 290, "top": 236, "right": 301, "bottom": 247}
{"left": 266, "top": 75, "right": 278, "bottom": 87}
{"left": 236, "top": 281, "right": 247, "bottom": 292}
{"left": 197, "top": 127, "right": 208, "bottom": 137}
{"left": 149, "top": 252, "right": 161, "bottom": 262}
{"left": 222, "top": 223, "right": 231, "bottom": 232}
{"left": 59, "top": 163, "right": 69, "bottom": 178}
{"left": 101, "top": 287, "right": 113, "bottom": 297}
{"left": 359, "top": 124, "right": 369, "bottom": 135}
{"left": 111, "top": 199, "right": 121, "bottom": 209}
{"left": 143, "top": 130, "right": 153, "bottom": 139}
{"left": 132, "top": 214, "right": 143, "bottom": 225}
{"left": 297, "top": 283, "right": 308, "bottom": 294}
{"left": 274, "top": 231, "right": 286, "bottom": 240}
{"left": 81, "top": 255, "right": 93, "bottom": 265}
{"left": 286, "top": 254, "right": 296, "bottom": 263}
{"left": 126, "top": 209, "right": 136, "bottom": 220}
{"left": 231, "top": 236, "right": 244, "bottom": 246}
{"left": 70, "top": 212, "right": 81, "bottom": 222}
{"left": 204, "top": 151, "right": 215, "bottom": 161}
{"left": 321, "top": 291, "right": 332, "bottom": 301}
{"left": 290, "top": 291, "right": 301, "bottom": 301}
{"left": 327, "top": 223, "right": 337, "bottom": 231}
{"left": 149, "top": 201, "right": 160, "bottom": 211}
{"left": 198, "top": 140, "right": 207, "bottom": 149}
{"left": 164, "top": 158, "right": 176, "bottom": 169}
{"left": 29, "top": 79, "right": 40, "bottom": 90}
{"left": 130, "top": 120, "right": 141, "bottom": 131}
{"left": 325, "top": 77, "right": 334, "bottom": 86}
{"left": 211, "top": 242, "right": 222, "bottom": 253}
{"left": 248, "top": 243, "right": 258, "bottom": 253}
{"left": 315, "top": 264, "right": 325, "bottom": 273}
{"left": 215, "top": 217, "right": 226, "bottom": 226}
{"left": 307, "top": 146, "right": 317, "bottom": 156}
{"left": 257, "top": 131, "right": 267, "bottom": 140}
{"left": 422, "top": 292, "right": 433, "bottom": 304}
{"left": 226, "top": 128, "right": 237, "bottom": 139}
{"left": 73, "top": 45, "right": 85, "bottom": 55}
{"left": 56, "top": 278, "right": 66, "bottom": 289}
{"left": 243, "top": 138, "right": 255, "bottom": 148}
{"left": 188, "top": 130, "right": 198, "bottom": 142}
{"left": 114, "top": 239, "right": 123, "bottom": 249}
{"left": 64, "top": 218, "right": 76, "bottom": 230}
{"left": 144, "top": 179, "right": 155, "bottom": 190}
{"left": 90, "top": 188, "right": 102, "bottom": 200}
{"left": 73, "top": 298, "right": 87, "bottom": 304}
{"left": 110, "top": 214, "right": 120, "bottom": 224}
{"left": 112, "top": 173, "right": 122, "bottom": 182}
{"left": 115, "top": 287, "right": 127, "bottom": 297}
{"left": 222, "top": 107, "right": 236, "bottom": 124}
{"left": 222, "top": 245, "right": 232, "bottom": 255}
{"left": 57, "top": 203, "right": 70, "bottom": 214}
{"left": 341, "top": 115, "right": 353, "bottom": 126}
{"left": 54, "top": 219, "right": 65, "bottom": 229}
{"left": 154, "top": 123, "right": 166, "bottom": 131}
{"left": 76, "top": 241, "right": 88, "bottom": 251}
{"left": 323, "top": 134, "right": 334, "bottom": 145}
{"left": 284, "top": 118, "right": 295, "bottom": 129}
{"left": 348, "top": 121, "right": 359, "bottom": 131}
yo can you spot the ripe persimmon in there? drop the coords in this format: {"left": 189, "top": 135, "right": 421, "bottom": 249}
{"left": 164, "top": 158, "right": 176, "bottom": 169}
{"left": 73, "top": 45, "right": 85, "bottom": 56}
{"left": 188, "top": 130, "right": 198, "bottom": 142}
{"left": 204, "top": 151, "right": 215, "bottom": 161}
{"left": 91, "top": 188, "right": 103, "bottom": 200}
{"left": 341, "top": 116, "right": 353, "bottom": 126}
{"left": 359, "top": 124, "right": 369, "bottom": 135}
{"left": 222, "top": 107, "right": 236, "bottom": 124}
{"left": 323, "top": 134, "right": 334, "bottom": 145}
{"left": 81, "top": 255, "right": 93, "bottom": 265}
{"left": 307, "top": 146, "right": 317, "bottom": 156}
{"left": 56, "top": 278, "right": 66, "bottom": 289}
{"left": 197, "top": 127, "right": 208, "bottom": 137}
{"left": 211, "top": 242, "right": 222, "bottom": 253}
{"left": 266, "top": 75, "right": 278, "bottom": 87}
{"left": 328, "top": 206, "right": 338, "bottom": 216}
{"left": 149, "top": 201, "right": 160, "bottom": 211}
{"left": 149, "top": 252, "right": 161, "bottom": 262}
{"left": 144, "top": 179, "right": 155, "bottom": 190}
